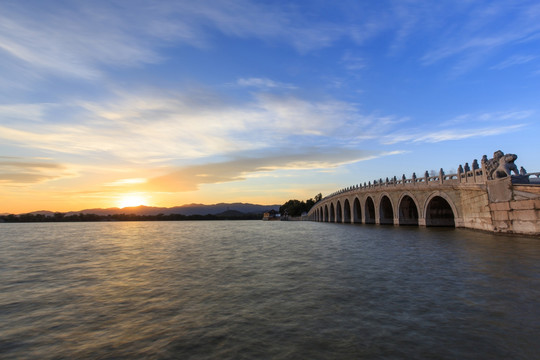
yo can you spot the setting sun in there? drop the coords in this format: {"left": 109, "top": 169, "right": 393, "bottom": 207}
{"left": 117, "top": 194, "right": 148, "bottom": 208}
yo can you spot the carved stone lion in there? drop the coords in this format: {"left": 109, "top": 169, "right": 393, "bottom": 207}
{"left": 483, "top": 150, "right": 519, "bottom": 179}
{"left": 494, "top": 153, "right": 519, "bottom": 178}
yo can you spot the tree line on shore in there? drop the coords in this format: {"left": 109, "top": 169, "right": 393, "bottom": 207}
{"left": 1, "top": 194, "right": 323, "bottom": 222}
{"left": 0, "top": 211, "right": 263, "bottom": 223}
{"left": 279, "top": 193, "right": 322, "bottom": 217}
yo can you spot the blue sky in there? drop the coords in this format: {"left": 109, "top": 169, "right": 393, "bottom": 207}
{"left": 1, "top": 0, "right": 540, "bottom": 212}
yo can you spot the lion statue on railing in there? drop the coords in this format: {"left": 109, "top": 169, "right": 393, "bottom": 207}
{"left": 483, "top": 150, "right": 520, "bottom": 180}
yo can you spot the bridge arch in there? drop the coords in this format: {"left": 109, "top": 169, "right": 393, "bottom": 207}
{"left": 379, "top": 194, "right": 394, "bottom": 225}
{"left": 398, "top": 192, "right": 420, "bottom": 226}
{"left": 343, "top": 199, "right": 351, "bottom": 223}
{"left": 424, "top": 192, "right": 457, "bottom": 227}
{"left": 324, "top": 205, "right": 329, "bottom": 222}
{"left": 353, "top": 197, "right": 362, "bottom": 224}
{"left": 330, "top": 203, "right": 336, "bottom": 222}
{"left": 365, "top": 196, "right": 376, "bottom": 224}
{"left": 336, "top": 200, "right": 343, "bottom": 223}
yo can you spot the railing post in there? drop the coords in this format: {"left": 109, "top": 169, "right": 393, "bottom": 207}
{"left": 439, "top": 168, "right": 444, "bottom": 184}
{"left": 464, "top": 162, "right": 471, "bottom": 183}
{"left": 472, "top": 159, "right": 479, "bottom": 183}
{"left": 481, "top": 155, "right": 488, "bottom": 182}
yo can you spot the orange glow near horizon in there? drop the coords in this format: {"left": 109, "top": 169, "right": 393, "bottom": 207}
{"left": 117, "top": 194, "right": 149, "bottom": 209}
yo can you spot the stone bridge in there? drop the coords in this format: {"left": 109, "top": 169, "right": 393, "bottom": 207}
{"left": 307, "top": 151, "right": 540, "bottom": 235}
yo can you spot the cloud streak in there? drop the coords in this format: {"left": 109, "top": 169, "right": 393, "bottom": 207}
{"left": 237, "top": 78, "right": 296, "bottom": 89}
{"left": 0, "top": 88, "right": 391, "bottom": 162}
{"left": 382, "top": 124, "right": 527, "bottom": 145}
{"left": 1, "top": 0, "right": 539, "bottom": 86}
{"left": 0, "top": 157, "right": 69, "bottom": 185}
{"left": 145, "top": 149, "right": 382, "bottom": 192}
{"left": 1, "top": 85, "right": 534, "bottom": 171}
{"left": 419, "top": 2, "right": 540, "bottom": 72}
{"left": 0, "top": 1, "right": 350, "bottom": 82}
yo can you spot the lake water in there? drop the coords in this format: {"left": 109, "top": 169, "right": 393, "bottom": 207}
{"left": 1, "top": 221, "right": 539, "bottom": 359}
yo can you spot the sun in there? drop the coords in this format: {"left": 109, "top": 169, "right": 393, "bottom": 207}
{"left": 117, "top": 194, "right": 148, "bottom": 208}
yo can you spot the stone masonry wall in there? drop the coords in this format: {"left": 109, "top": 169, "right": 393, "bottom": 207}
{"left": 488, "top": 179, "right": 540, "bottom": 235}
{"left": 458, "top": 187, "right": 493, "bottom": 232}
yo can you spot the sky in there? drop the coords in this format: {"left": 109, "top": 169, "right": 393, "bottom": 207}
{"left": 1, "top": 0, "right": 540, "bottom": 213}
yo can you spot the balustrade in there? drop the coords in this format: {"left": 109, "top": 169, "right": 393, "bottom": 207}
{"left": 317, "top": 157, "right": 539, "bottom": 203}
{"left": 318, "top": 157, "right": 494, "bottom": 202}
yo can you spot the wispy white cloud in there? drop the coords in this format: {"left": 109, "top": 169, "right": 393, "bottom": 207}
{"left": 253, "top": 93, "right": 373, "bottom": 137}
{"left": 341, "top": 52, "right": 366, "bottom": 71}
{"left": 442, "top": 110, "right": 534, "bottom": 126}
{"left": 4, "top": 83, "right": 529, "bottom": 169}
{"left": 420, "top": 2, "right": 540, "bottom": 72}
{"left": 382, "top": 124, "right": 527, "bottom": 145}
{"left": 0, "top": 87, "right": 389, "bottom": 162}
{"left": 0, "top": 3, "right": 163, "bottom": 79}
{"left": 491, "top": 55, "right": 537, "bottom": 70}
{"left": 0, "top": 1, "right": 350, "bottom": 81}
{"left": 381, "top": 109, "right": 534, "bottom": 145}
{"left": 237, "top": 78, "right": 296, "bottom": 89}
{"left": 2, "top": 0, "right": 537, "bottom": 84}
{"left": 0, "top": 103, "right": 54, "bottom": 122}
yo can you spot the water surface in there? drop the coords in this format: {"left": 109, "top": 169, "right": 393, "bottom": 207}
{"left": 1, "top": 221, "right": 539, "bottom": 359}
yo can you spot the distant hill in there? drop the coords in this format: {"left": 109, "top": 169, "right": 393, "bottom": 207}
{"left": 21, "top": 203, "right": 280, "bottom": 216}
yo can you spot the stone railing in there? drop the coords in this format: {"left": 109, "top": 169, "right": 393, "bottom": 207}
{"left": 521, "top": 172, "right": 540, "bottom": 183}
{"left": 318, "top": 152, "right": 538, "bottom": 203}
{"left": 321, "top": 166, "right": 478, "bottom": 202}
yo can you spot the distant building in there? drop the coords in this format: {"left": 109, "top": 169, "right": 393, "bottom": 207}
{"left": 262, "top": 210, "right": 280, "bottom": 221}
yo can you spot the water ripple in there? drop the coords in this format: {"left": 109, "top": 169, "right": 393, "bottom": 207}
{"left": 1, "top": 221, "right": 539, "bottom": 359}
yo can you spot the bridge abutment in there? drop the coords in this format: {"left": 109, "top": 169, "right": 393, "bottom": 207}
{"left": 487, "top": 178, "right": 540, "bottom": 234}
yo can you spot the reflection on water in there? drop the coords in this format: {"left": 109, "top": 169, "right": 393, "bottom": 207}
{"left": 1, "top": 221, "right": 539, "bottom": 359}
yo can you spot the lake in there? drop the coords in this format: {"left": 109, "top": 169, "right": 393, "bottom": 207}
{"left": 1, "top": 221, "right": 539, "bottom": 359}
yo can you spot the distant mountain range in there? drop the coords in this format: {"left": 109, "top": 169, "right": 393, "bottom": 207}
{"left": 13, "top": 203, "right": 281, "bottom": 217}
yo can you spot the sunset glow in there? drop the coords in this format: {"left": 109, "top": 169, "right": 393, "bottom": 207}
{"left": 1, "top": 1, "right": 540, "bottom": 214}
{"left": 117, "top": 195, "right": 149, "bottom": 209}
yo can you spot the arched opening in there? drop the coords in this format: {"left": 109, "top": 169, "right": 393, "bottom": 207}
{"left": 399, "top": 195, "right": 419, "bottom": 226}
{"left": 365, "top": 197, "right": 375, "bottom": 224}
{"left": 336, "top": 201, "right": 343, "bottom": 223}
{"left": 426, "top": 196, "right": 455, "bottom": 227}
{"left": 330, "top": 203, "right": 336, "bottom": 223}
{"left": 324, "top": 205, "right": 329, "bottom": 222}
{"left": 343, "top": 199, "right": 351, "bottom": 223}
{"left": 379, "top": 196, "right": 394, "bottom": 225}
{"left": 353, "top": 198, "right": 362, "bottom": 224}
